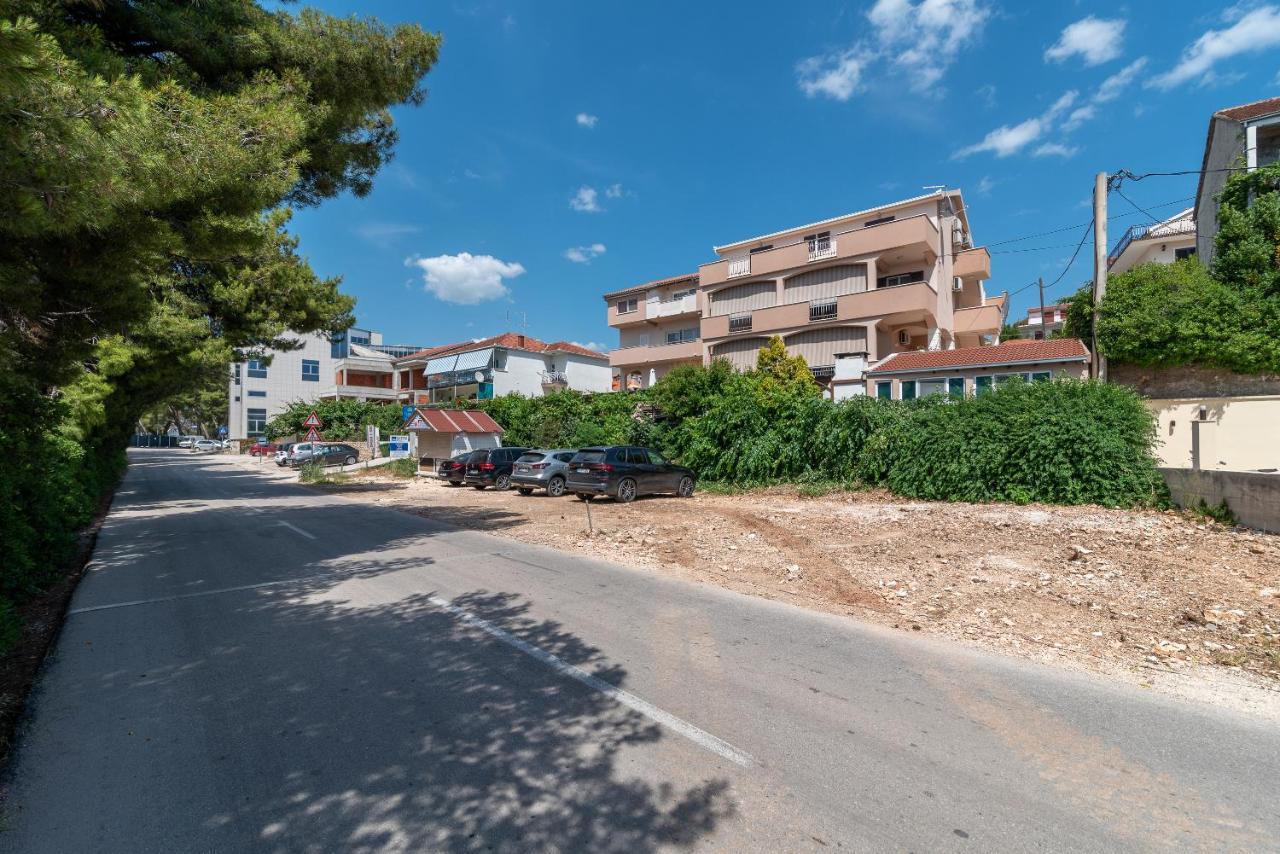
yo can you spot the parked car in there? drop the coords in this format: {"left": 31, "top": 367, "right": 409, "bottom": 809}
{"left": 247, "top": 440, "right": 278, "bottom": 457}
{"left": 463, "top": 447, "right": 531, "bottom": 491}
{"left": 511, "top": 449, "right": 579, "bottom": 497}
{"left": 274, "top": 443, "right": 297, "bottom": 467}
{"left": 565, "top": 446, "right": 696, "bottom": 503}
{"left": 191, "top": 438, "right": 222, "bottom": 453}
{"left": 177, "top": 435, "right": 202, "bottom": 448}
{"left": 437, "top": 450, "right": 483, "bottom": 485}
{"left": 289, "top": 443, "right": 360, "bottom": 468}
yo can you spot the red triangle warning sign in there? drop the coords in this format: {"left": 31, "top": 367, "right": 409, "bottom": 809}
{"left": 305, "top": 426, "right": 322, "bottom": 442}
{"left": 303, "top": 411, "right": 323, "bottom": 428}
{"left": 404, "top": 409, "right": 429, "bottom": 430}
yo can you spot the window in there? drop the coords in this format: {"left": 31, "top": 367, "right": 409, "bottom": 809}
{"left": 918, "top": 379, "right": 947, "bottom": 398}
{"left": 246, "top": 408, "right": 267, "bottom": 436}
{"left": 948, "top": 377, "right": 965, "bottom": 398}
{"left": 247, "top": 359, "right": 267, "bottom": 379}
{"left": 804, "top": 231, "right": 831, "bottom": 253}
{"left": 646, "top": 450, "right": 669, "bottom": 466}
{"left": 493, "top": 350, "right": 508, "bottom": 371}
{"left": 993, "top": 373, "right": 1018, "bottom": 386}
{"left": 616, "top": 298, "right": 638, "bottom": 314}
{"left": 975, "top": 375, "right": 993, "bottom": 396}
{"left": 1175, "top": 247, "right": 1197, "bottom": 261}
{"left": 865, "top": 215, "right": 895, "bottom": 227}
{"left": 1033, "top": 331, "right": 1044, "bottom": 340}
{"left": 1030, "top": 371, "right": 1052, "bottom": 383}
{"left": 749, "top": 244, "right": 773, "bottom": 254}
{"left": 248, "top": 390, "right": 266, "bottom": 398}
{"left": 554, "top": 452, "right": 576, "bottom": 463}
{"left": 671, "top": 288, "right": 697, "bottom": 300}
{"left": 877, "top": 271, "right": 925, "bottom": 288}
{"left": 233, "top": 364, "right": 241, "bottom": 386}
{"left": 626, "top": 448, "right": 650, "bottom": 465}
{"left": 666, "top": 327, "right": 699, "bottom": 344}
{"left": 876, "top": 381, "right": 892, "bottom": 400}
{"left": 900, "top": 380, "right": 917, "bottom": 400}
{"left": 301, "top": 359, "right": 320, "bottom": 382}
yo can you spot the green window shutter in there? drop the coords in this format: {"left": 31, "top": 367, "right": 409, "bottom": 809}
{"left": 948, "top": 377, "right": 965, "bottom": 398}
{"left": 975, "top": 375, "right": 993, "bottom": 396}
{"left": 901, "top": 380, "right": 916, "bottom": 400}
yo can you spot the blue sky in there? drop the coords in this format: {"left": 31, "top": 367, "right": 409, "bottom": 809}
{"left": 289, "top": 0, "right": 1280, "bottom": 350}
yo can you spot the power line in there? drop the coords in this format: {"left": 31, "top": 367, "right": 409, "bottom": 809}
{"left": 978, "top": 195, "right": 1192, "bottom": 249}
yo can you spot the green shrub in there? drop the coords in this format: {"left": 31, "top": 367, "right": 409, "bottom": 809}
{"left": 878, "top": 380, "right": 1167, "bottom": 507}
{"left": 386, "top": 458, "right": 418, "bottom": 478}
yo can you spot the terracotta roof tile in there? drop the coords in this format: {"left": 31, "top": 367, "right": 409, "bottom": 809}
{"left": 407, "top": 408, "right": 504, "bottom": 434}
{"left": 394, "top": 332, "right": 607, "bottom": 364}
{"left": 868, "top": 338, "right": 1090, "bottom": 374}
{"left": 603, "top": 273, "right": 699, "bottom": 301}
{"left": 1218, "top": 96, "right": 1280, "bottom": 122}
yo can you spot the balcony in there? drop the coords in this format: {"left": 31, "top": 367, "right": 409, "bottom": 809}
{"left": 953, "top": 302, "right": 1004, "bottom": 338}
{"left": 651, "top": 292, "right": 699, "bottom": 319}
{"left": 608, "top": 339, "right": 703, "bottom": 368}
{"left": 953, "top": 247, "right": 991, "bottom": 281}
{"left": 540, "top": 371, "right": 569, "bottom": 389}
{"left": 809, "top": 300, "right": 837, "bottom": 322}
{"left": 728, "top": 314, "right": 753, "bottom": 334}
{"left": 701, "top": 215, "right": 941, "bottom": 287}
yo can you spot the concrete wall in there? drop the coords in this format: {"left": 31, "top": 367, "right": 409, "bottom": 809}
{"left": 1196, "top": 116, "right": 1241, "bottom": 264}
{"left": 1161, "top": 468, "right": 1280, "bottom": 534}
{"left": 1146, "top": 396, "right": 1280, "bottom": 471}
{"left": 559, "top": 352, "right": 612, "bottom": 392}
{"left": 492, "top": 349, "right": 546, "bottom": 397}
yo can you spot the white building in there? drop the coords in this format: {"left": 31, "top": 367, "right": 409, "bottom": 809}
{"left": 1107, "top": 208, "right": 1196, "bottom": 275}
{"left": 1195, "top": 96, "right": 1280, "bottom": 263}
{"left": 396, "top": 333, "right": 611, "bottom": 405}
{"left": 228, "top": 326, "right": 419, "bottom": 439}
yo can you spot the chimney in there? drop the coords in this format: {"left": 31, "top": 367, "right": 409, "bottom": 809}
{"left": 517, "top": 334, "right": 525, "bottom": 348}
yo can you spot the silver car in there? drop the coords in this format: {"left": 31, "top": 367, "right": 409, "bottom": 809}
{"left": 511, "top": 449, "right": 578, "bottom": 497}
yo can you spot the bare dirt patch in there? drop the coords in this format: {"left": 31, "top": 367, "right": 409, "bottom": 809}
{"left": 308, "top": 466, "right": 1280, "bottom": 710}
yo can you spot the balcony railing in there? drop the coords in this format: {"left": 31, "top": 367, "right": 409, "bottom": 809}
{"left": 726, "top": 257, "right": 751, "bottom": 278}
{"left": 807, "top": 239, "right": 837, "bottom": 262}
{"left": 1108, "top": 218, "right": 1196, "bottom": 267}
{"left": 541, "top": 371, "right": 569, "bottom": 385}
{"left": 809, "top": 300, "right": 837, "bottom": 322}
{"left": 728, "top": 314, "right": 753, "bottom": 333}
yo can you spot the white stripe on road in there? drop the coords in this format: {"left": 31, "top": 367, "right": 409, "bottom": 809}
{"left": 277, "top": 520, "right": 317, "bottom": 539}
{"left": 427, "top": 594, "right": 754, "bottom": 768}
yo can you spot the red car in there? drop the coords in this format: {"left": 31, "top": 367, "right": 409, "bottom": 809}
{"left": 247, "top": 440, "right": 279, "bottom": 457}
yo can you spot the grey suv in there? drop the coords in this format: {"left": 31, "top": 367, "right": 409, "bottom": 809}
{"left": 511, "top": 449, "right": 578, "bottom": 497}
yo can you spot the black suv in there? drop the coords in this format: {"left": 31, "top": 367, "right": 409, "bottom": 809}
{"left": 464, "top": 446, "right": 530, "bottom": 491}
{"left": 565, "top": 446, "right": 695, "bottom": 503}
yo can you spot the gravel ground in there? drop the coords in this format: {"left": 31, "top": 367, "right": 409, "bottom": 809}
{"left": 304, "top": 464, "right": 1280, "bottom": 716}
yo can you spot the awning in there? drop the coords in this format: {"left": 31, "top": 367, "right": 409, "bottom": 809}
{"left": 452, "top": 348, "right": 493, "bottom": 372}
{"left": 424, "top": 355, "right": 458, "bottom": 374}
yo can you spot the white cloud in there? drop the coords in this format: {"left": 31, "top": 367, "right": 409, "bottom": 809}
{"left": 976, "top": 83, "right": 997, "bottom": 108}
{"left": 797, "top": 48, "right": 871, "bottom": 101}
{"left": 1045, "top": 17, "right": 1126, "bottom": 66}
{"left": 405, "top": 253, "right": 525, "bottom": 305}
{"left": 953, "top": 91, "right": 1077, "bottom": 158}
{"left": 976, "top": 175, "right": 996, "bottom": 195}
{"left": 1061, "top": 57, "right": 1148, "bottom": 131}
{"left": 575, "top": 112, "right": 598, "bottom": 129}
{"left": 1150, "top": 6, "right": 1280, "bottom": 89}
{"left": 1033, "top": 142, "right": 1079, "bottom": 158}
{"left": 564, "top": 243, "right": 607, "bottom": 264}
{"left": 797, "top": 0, "right": 989, "bottom": 100}
{"left": 604, "top": 183, "right": 626, "bottom": 199}
{"left": 569, "top": 186, "right": 602, "bottom": 213}
{"left": 569, "top": 340, "right": 606, "bottom": 352}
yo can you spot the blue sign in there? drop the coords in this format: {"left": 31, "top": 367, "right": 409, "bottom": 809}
{"left": 217, "top": 425, "right": 228, "bottom": 437}
{"left": 388, "top": 435, "right": 411, "bottom": 460}
{"left": 401, "top": 405, "right": 416, "bottom": 423}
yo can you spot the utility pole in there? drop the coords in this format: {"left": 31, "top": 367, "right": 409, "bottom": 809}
{"left": 1091, "top": 171, "right": 1108, "bottom": 380}
{"left": 1037, "top": 277, "right": 1046, "bottom": 339}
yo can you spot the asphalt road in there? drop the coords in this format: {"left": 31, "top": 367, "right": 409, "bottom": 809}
{"left": 2, "top": 449, "right": 1277, "bottom": 853}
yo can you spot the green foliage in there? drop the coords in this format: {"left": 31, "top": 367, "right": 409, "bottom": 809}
{"left": 871, "top": 380, "right": 1167, "bottom": 508}
{"left": 297, "top": 463, "right": 331, "bottom": 484}
{"left": 265, "top": 398, "right": 406, "bottom": 441}
{"left": 1193, "top": 498, "right": 1237, "bottom": 526}
{"left": 1097, "top": 258, "right": 1280, "bottom": 372}
{"left": 1060, "top": 285, "right": 1094, "bottom": 343}
{"left": 755, "top": 336, "right": 820, "bottom": 394}
{"left": 385, "top": 458, "right": 419, "bottom": 478}
{"left": 0, "top": 2, "right": 439, "bottom": 650}
{"left": 1097, "top": 160, "right": 1280, "bottom": 373}
{"left": 999, "top": 322, "right": 1022, "bottom": 341}
{"left": 460, "top": 390, "right": 646, "bottom": 449}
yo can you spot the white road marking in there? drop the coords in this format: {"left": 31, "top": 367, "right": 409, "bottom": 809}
{"left": 277, "top": 520, "right": 316, "bottom": 539}
{"left": 427, "top": 594, "right": 755, "bottom": 768}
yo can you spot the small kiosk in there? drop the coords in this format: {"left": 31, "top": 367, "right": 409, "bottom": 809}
{"left": 403, "top": 408, "right": 504, "bottom": 467}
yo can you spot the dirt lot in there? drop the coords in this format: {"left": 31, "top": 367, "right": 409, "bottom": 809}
{"left": 308, "top": 463, "right": 1280, "bottom": 712}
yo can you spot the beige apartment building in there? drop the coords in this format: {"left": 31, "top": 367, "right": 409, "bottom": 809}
{"left": 605, "top": 189, "right": 1006, "bottom": 393}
